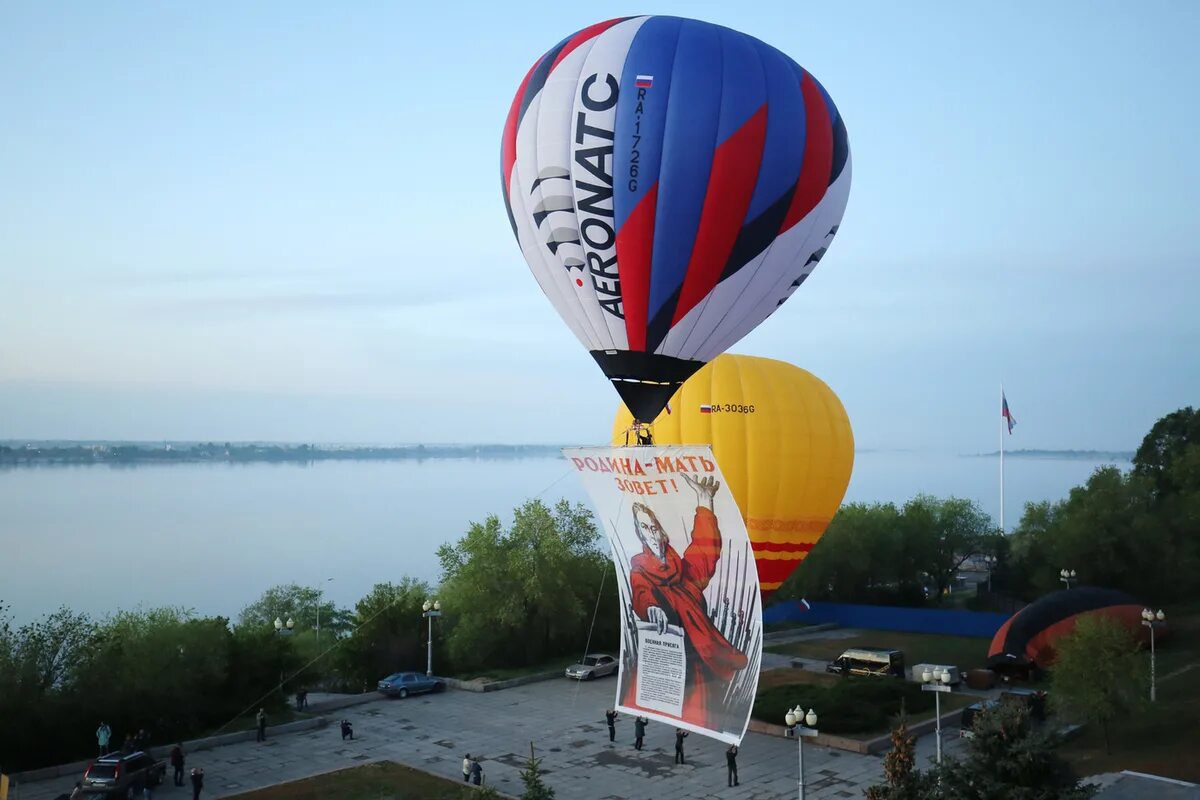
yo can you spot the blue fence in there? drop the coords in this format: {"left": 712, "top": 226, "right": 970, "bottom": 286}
{"left": 765, "top": 601, "right": 1009, "bottom": 638}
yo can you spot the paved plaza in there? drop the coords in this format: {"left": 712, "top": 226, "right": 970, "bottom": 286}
{"left": 13, "top": 677, "right": 972, "bottom": 800}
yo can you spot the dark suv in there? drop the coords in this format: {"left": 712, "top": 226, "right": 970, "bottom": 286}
{"left": 81, "top": 751, "right": 166, "bottom": 798}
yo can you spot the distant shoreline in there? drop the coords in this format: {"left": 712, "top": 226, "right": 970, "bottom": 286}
{"left": 0, "top": 441, "right": 567, "bottom": 466}
{"left": 967, "top": 448, "right": 1133, "bottom": 461}
{"left": 0, "top": 441, "right": 1135, "bottom": 466}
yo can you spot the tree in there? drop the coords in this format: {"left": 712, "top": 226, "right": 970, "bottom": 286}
{"left": 1133, "top": 406, "right": 1200, "bottom": 495}
{"left": 865, "top": 716, "right": 937, "bottom": 800}
{"left": 519, "top": 743, "right": 556, "bottom": 800}
{"left": 902, "top": 495, "right": 994, "bottom": 603}
{"left": 238, "top": 583, "right": 350, "bottom": 638}
{"left": 335, "top": 579, "right": 432, "bottom": 688}
{"left": 1050, "top": 615, "right": 1145, "bottom": 754}
{"left": 437, "top": 499, "right": 615, "bottom": 672}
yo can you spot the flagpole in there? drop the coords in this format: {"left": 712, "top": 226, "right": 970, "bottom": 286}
{"left": 1000, "top": 384, "right": 1005, "bottom": 534}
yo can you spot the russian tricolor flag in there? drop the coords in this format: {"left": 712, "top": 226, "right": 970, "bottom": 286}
{"left": 699, "top": 404, "right": 712, "bottom": 414}
{"left": 635, "top": 74, "right": 654, "bottom": 88}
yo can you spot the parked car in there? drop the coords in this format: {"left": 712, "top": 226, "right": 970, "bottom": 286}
{"left": 378, "top": 671, "right": 444, "bottom": 698}
{"left": 826, "top": 648, "right": 906, "bottom": 678}
{"left": 564, "top": 653, "right": 618, "bottom": 680}
{"left": 80, "top": 751, "right": 166, "bottom": 798}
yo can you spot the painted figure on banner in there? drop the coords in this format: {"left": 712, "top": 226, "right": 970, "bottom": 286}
{"left": 564, "top": 445, "right": 763, "bottom": 744}
{"left": 623, "top": 473, "right": 748, "bottom": 725}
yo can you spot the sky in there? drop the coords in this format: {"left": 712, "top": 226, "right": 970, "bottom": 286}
{"left": 1, "top": 1, "right": 1197, "bottom": 453}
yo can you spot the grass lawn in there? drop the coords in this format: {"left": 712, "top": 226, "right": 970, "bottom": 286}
{"left": 225, "top": 761, "right": 486, "bottom": 800}
{"left": 753, "top": 668, "right": 973, "bottom": 739}
{"left": 766, "top": 630, "right": 990, "bottom": 671}
{"left": 452, "top": 655, "right": 579, "bottom": 682}
{"left": 1057, "top": 602, "right": 1200, "bottom": 783}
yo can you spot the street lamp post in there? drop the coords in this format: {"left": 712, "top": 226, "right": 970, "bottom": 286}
{"left": 272, "top": 617, "right": 294, "bottom": 690}
{"left": 1059, "top": 569, "right": 1076, "bottom": 590}
{"left": 422, "top": 599, "right": 442, "bottom": 677}
{"left": 316, "top": 577, "right": 333, "bottom": 647}
{"left": 921, "top": 668, "right": 954, "bottom": 763}
{"left": 784, "top": 706, "right": 818, "bottom": 800}
{"left": 1140, "top": 608, "right": 1166, "bottom": 702}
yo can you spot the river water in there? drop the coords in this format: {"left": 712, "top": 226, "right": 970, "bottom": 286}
{"left": 0, "top": 451, "right": 1128, "bottom": 623}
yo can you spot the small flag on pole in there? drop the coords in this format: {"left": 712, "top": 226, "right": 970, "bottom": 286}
{"left": 1002, "top": 393, "right": 1016, "bottom": 434}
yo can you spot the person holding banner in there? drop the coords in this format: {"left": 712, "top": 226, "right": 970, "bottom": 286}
{"left": 605, "top": 709, "right": 618, "bottom": 743}
{"left": 623, "top": 474, "right": 749, "bottom": 729}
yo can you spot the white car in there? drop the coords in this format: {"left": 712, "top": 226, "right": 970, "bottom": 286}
{"left": 565, "top": 653, "right": 618, "bottom": 680}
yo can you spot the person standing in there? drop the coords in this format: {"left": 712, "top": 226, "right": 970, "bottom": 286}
{"left": 189, "top": 767, "right": 204, "bottom": 800}
{"left": 605, "top": 709, "right": 618, "bottom": 743}
{"left": 674, "top": 728, "right": 688, "bottom": 764}
{"left": 726, "top": 744, "right": 739, "bottom": 787}
{"left": 461, "top": 754, "right": 472, "bottom": 782}
{"left": 633, "top": 717, "right": 646, "bottom": 751}
{"left": 255, "top": 709, "right": 267, "bottom": 742}
{"left": 470, "top": 758, "right": 483, "bottom": 786}
{"left": 169, "top": 743, "right": 185, "bottom": 786}
{"left": 96, "top": 722, "right": 112, "bottom": 756}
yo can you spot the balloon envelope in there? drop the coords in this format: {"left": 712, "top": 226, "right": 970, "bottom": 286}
{"left": 503, "top": 17, "right": 851, "bottom": 421}
{"left": 612, "top": 354, "right": 854, "bottom": 597}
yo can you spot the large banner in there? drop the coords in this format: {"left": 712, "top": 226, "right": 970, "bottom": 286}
{"left": 564, "top": 446, "right": 762, "bottom": 744}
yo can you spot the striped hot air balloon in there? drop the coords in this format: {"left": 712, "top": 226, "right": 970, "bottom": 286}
{"left": 502, "top": 17, "right": 851, "bottom": 422}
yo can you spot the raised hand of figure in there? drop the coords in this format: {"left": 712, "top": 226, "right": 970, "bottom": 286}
{"left": 681, "top": 472, "right": 719, "bottom": 510}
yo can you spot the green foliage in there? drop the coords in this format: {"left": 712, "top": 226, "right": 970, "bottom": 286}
{"left": 778, "top": 496, "right": 994, "bottom": 606}
{"left": 936, "top": 702, "right": 1096, "bottom": 799}
{"left": 1050, "top": 615, "right": 1146, "bottom": 753}
{"left": 1133, "top": 406, "right": 1200, "bottom": 495}
{"left": 238, "top": 583, "right": 351, "bottom": 639}
{"left": 436, "top": 499, "right": 617, "bottom": 672}
{"left": 334, "top": 579, "right": 434, "bottom": 689}
{"left": 1006, "top": 407, "right": 1200, "bottom": 604}
{"left": 752, "top": 677, "right": 935, "bottom": 734}
{"left": 519, "top": 745, "right": 556, "bottom": 800}
{"left": 866, "top": 717, "right": 938, "bottom": 800}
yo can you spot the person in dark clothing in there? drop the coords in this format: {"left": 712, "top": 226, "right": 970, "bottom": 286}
{"left": 169, "top": 743, "right": 186, "bottom": 786}
{"left": 135, "top": 729, "right": 149, "bottom": 752}
{"left": 190, "top": 767, "right": 204, "bottom": 800}
{"left": 470, "top": 758, "right": 483, "bottom": 786}
{"left": 340, "top": 719, "right": 353, "bottom": 740}
{"left": 255, "top": 708, "right": 267, "bottom": 742}
{"left": 121, "top": 735, "right": 134, "bottom": 754}
{"left": 605, "top": 709, "right": 618, "bottom": 743}
{"left": 726, "top": 745, "right": 739, "bottom": 786}
{"left": 633, "top": 717, "right": 647, "bottom": 750}
{"left": 674, "top": 728, "right": 688, "bottom": 764}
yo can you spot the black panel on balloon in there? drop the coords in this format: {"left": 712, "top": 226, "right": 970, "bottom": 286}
{"left": 590, "top": 350, "right": 705, "bottom": 423}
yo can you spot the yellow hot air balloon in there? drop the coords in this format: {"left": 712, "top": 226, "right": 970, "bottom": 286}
{"left": 612, "top": 353, "right": 854, "bottom": 598}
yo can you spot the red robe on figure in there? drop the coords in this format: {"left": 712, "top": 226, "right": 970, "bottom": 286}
{"left": 621, "top": 507, "right": 748, "bottom": 728}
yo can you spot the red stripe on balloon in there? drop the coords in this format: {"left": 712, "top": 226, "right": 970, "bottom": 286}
{"left": 672, "top": 105, "right": 768, "bottom": 325}
{"left": 549, "top": 18, "right": 627, "bottom": 72}
{"left": 751, "top": 541, "right": 816, "bottom": 553}
{"left": 501, "top": 61, "right": 539, "bottom": 199}
{"left": 779, "top": 73, "right": 833, "bottom": 233}
{"left": 616, "top": 183, "right": 659, "bottom": 351}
